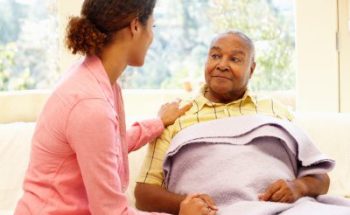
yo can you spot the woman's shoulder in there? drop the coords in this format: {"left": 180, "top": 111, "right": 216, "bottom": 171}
{"left": 54, "top": 62, "right": 106, "bottom": 105}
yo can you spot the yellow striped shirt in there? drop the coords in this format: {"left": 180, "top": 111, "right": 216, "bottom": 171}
{"left": 137, "top": 88, "right": 293, "bottom": 186}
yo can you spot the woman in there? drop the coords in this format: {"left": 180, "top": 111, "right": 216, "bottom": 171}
{"left": 14, "top": 0, "right": 215, "bottom": 214}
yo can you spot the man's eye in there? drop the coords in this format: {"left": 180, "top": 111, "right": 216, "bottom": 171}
{"left": 231, "top": 57, "right": 241, "bottom": 62}
{"left": 211, "top": 54, "right": 220, "bottom": 59}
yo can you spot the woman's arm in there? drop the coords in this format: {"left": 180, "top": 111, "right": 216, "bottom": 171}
{"left": 67, "top": 99, "right": 162, "bottom": 215}
{"left": 126, "top": 119, "right": 164, "bottom": 152}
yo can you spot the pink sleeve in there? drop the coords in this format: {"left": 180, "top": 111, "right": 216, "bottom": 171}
{"left": 66, "top": 100, "right": 166, "bottom": 215}
{"left": 126, "top": 118, "right": 164, "bottom": 153}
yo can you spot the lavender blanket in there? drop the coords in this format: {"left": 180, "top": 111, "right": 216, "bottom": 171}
{"left": 163, "top": 115, "right": 350, "bottom": 215}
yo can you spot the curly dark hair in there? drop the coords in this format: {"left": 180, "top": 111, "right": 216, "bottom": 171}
{"left": 66, "top": 0, "right": 157, "bottom": 56}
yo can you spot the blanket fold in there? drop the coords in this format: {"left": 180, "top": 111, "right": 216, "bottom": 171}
{"left": 163, "top": 115, "right": 349, "bottom": 214}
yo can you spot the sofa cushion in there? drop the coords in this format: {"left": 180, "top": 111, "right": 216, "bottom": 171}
{"left": 0, "top": 122, "right": 35, "bottom": 211}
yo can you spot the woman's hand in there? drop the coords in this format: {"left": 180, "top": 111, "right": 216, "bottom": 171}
{"left": 158, "top": 99, "right": 192, "bottom": 127}
{"left": 197, "top": 194, "right": 218, "bottom": 211}
{"left": 179, "top": 194, "right": 217, "bottom": 215}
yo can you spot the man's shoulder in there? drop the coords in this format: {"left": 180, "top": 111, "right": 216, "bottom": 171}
{"left": 160, "top": 94, "right": 203, "bottom": 138}
{"left": 177, "top": 92, "right": 203, "bottom": 114}
{"left": 253, "top": 93, "right": 294, "bottom": 121}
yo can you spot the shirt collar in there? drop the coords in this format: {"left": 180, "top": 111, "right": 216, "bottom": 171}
{"left": 189, "top": 84, "right": 257, "bottom": 114}
{"left": 83, "top": 55, "right": 115, "bottom": 105}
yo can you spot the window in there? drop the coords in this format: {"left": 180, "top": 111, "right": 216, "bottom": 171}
{"left": 0, "top": 0, "right": 295, "bottom": 92}
{"left": 120, "top": 0, "right": 296, "bottom": 91}
{"left": 0, "top": 0, "right": 58, "bottom": 90}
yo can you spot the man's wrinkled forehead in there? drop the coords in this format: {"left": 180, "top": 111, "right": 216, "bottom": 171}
{"left": 209, "top": 32, "right": 255, "bottom": 57}
{"left": 210, "top": 46, "right": 246, "bottom": 57}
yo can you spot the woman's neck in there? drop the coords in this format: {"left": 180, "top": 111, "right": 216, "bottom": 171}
{"left": 99, "top": 38, "right": 129, "bottom": 85}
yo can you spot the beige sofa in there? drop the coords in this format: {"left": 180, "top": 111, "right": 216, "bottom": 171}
{"left": 0, "top": 90, "right": 349, "bottom": 214}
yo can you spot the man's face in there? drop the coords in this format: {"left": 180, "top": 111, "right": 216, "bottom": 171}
{"left": 204, "top": 34, "right": 255, "bottom": 102}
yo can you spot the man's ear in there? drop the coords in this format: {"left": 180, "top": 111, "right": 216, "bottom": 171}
{"left": 249, "top": 61, "right": 256, "bottom": 78}
{"left": 129, "top": 18, "right": 140, "bottom": 38}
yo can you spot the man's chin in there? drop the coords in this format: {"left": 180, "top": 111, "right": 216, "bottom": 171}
{"left": 208, "top": 85, "right": 246, "bottom": 102}
{"left": 210, "top": 85, "right": 232, "bottom": 96}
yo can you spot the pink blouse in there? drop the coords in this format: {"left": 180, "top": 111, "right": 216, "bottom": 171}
{"left": 15, "top": 56, "right": 169, "bottom": 215}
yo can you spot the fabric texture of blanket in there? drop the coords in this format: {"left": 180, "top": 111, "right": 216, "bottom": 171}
{"left": 163, "top": 115, "right": 350, "bottom": 215}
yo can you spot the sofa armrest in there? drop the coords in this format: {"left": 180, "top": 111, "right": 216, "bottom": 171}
{"left": 294, "top": 112, "right": 350, "bottom": 197}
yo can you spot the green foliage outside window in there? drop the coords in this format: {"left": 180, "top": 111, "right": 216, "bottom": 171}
{"left": 0, "top": 0, "right": 58, "bottom": 91}
{"left": 121, "top": 0, "right": 295, "bottom": 91}
{"left": 0, "top": 0, "right": 294, "bottom": 91}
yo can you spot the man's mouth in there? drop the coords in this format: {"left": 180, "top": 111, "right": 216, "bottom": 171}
{"left": 212, "top": 75, "right": 232, "bottom": 81}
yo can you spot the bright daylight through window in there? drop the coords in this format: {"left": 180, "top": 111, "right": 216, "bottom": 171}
{"left": 0, "top": 0, "right": 58, "bottom": 90}
{"left": 121, "top": 0, "right": 295, "bottom": 92}
{"left": 0, "top": 0, "right": 295, "bottom": 92}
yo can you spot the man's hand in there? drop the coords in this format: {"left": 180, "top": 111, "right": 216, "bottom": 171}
{"left": 258, "top": 179, "right": 304, "bottom": 203}
{"left": 158, "top": 99, "right": 192, "bottom": 127}
{"left": 259, "top": 174, "right": 330, "bottom": 203}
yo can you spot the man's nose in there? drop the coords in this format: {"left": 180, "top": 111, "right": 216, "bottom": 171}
{"left": 216, "top": 59, "right": 229, "bottom": 72}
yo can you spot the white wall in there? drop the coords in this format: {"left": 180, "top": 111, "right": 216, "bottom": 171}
{"left": 339, "top": 0, "right": 350, "bottom": 112}
{"left": 295, "top": 0, "right": 339, "bottom": 112}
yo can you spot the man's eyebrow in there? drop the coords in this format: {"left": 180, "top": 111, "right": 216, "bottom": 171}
{"left": 210, "top": 46, "right": 221, "bottom": 51}
{"left": 231, "top": 50, "right": 246, "bottom": 56}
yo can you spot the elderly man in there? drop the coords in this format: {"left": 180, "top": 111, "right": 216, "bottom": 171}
{"left": 134, "top": 31, "right": 331, "bottom": 214}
